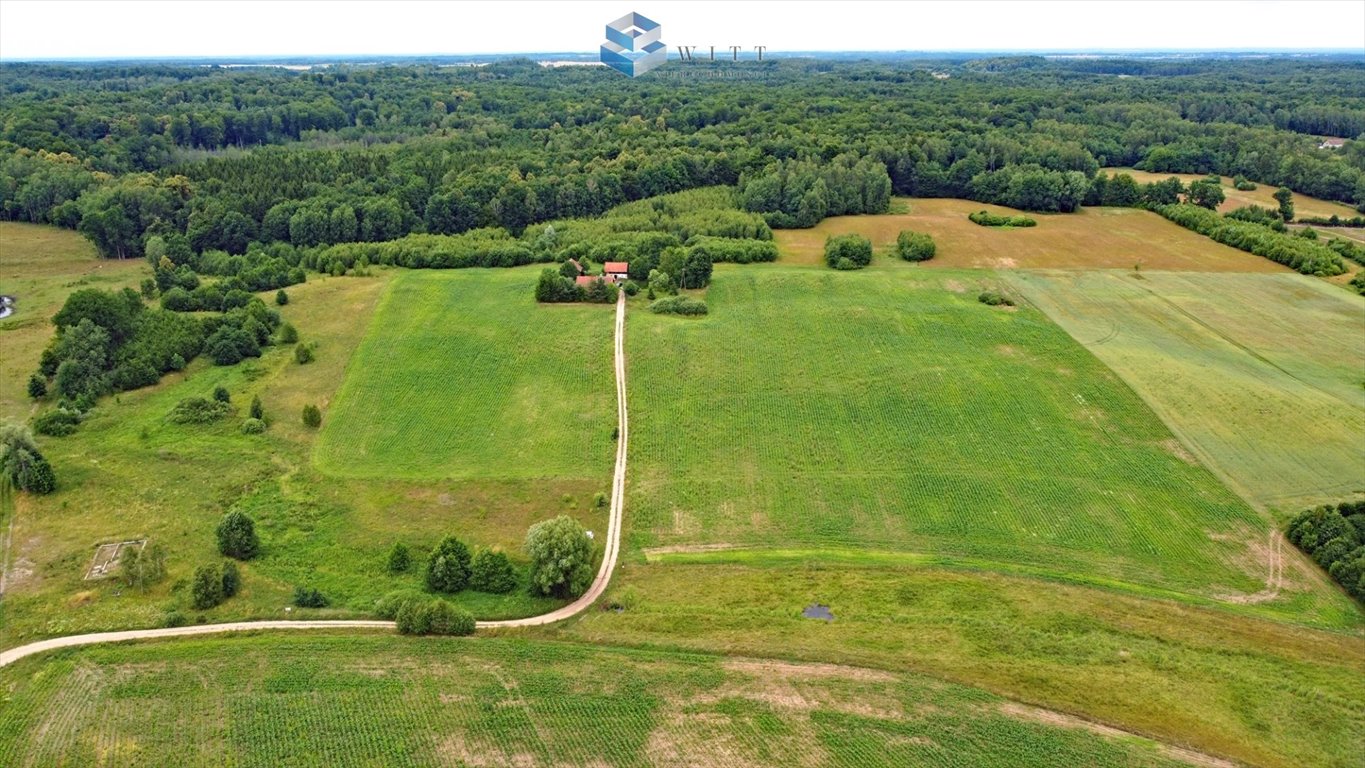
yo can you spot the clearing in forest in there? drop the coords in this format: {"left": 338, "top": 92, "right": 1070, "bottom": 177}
{"left": 772, "top": 198, "right": 1286, "bottom": 271}
{"left": 1105, "top": 168, "right": 1362, "bottom": 221}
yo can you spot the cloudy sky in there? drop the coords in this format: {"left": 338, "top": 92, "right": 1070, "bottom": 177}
{"left": 2, "top": 1, "right": 1362, "bottom": 60}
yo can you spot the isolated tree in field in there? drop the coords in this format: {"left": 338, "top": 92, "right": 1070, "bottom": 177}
{"left": 278, "top": 322, "right": 299, "bottom": 344}
{"left": 469, "top": 548, "right": 517, "bottom": 594}
{"left": 386, "top": 541, "right": 411, "bottom": 573}
{"left": 121, "top": 543, "right": 166, "bottom": 591}
{"left": 249, "top": 395, "right": 264, "bottom": 421}
{"left": 275, "top": 289, "right": 289, "bottom": 306}
{"left": 213, "top": 385, "right": 230, "bottom": 403}
{"left": 294, "top": 343, "right": 314, "bottom": 364}
{"left": 302, "top": 404, "right": 322, "bottom": 428}
{"left": 1187, "top": 179, "right": 1225, "bottom": 210}
{"left": 191, "top": 564, "right": 224, "bottom": 609}
{"left": 216, "top": 510, "right": 260, "bottom": 560}
{"left": 0, "top": 421, "right": 57, "bottom": 494}
{"left": 525, "top": 515, "right": 594, "bottom": 598}
{"left": 221, "top": 560, "right": 241, "bottom": 597}
{"left": 1273, "top": 186, "right": 1295, "bottom": 221}
{"left": 825, "top": 234, "right": 873, "bottom": 270}
{"left": 895, "top": 230, "right": 936, "bottom": 261}
{"left": 425, "top": 535, "right": 472, "bottom": 593}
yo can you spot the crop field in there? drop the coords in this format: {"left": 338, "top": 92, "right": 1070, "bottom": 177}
{"left": 1008, "top": 270, "right": 1365, "bottom": 511}
{"left": 315, "top": 268, "right": 619, "bottom": 481}
{"left": 1105, "top": 168, "right": 1362, "bottom": 221}
{"left": 574, "top": 560, "right": 1365, "bottom": 768}
{"left": 0, "top": 222, "right": 146, "bottom": 421}
{"left": 625, "top": 266, "right": 1288, "bottom": 600}
{"left": 771, "top": 198, "right": 1282, "bottom": 271}
{"left": 0, "top": 633, "right": 1213, "bottom": 768}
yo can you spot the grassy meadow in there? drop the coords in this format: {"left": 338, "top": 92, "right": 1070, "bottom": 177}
{"left": 624, "top": 265, "right": 1303, "bottom": 604}
{"left": 0, "top": 633, "right": 1209, "bottom": 768}
{"left": 772, "top": 198, "right": 1284, "bottom": 271}
{"left": 1009, "top": 270, "right": 1365, "bottom": 511}
{"left": 1105, "top": 168, "right": 1363, "bottom": 221}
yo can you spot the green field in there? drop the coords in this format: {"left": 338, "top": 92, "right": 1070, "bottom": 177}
{"left": 0, "top": 633, "right": 1209, "bottom": 768}
{"left": 1008, "top": 270, "right": 1365, "bottom": 511}
{"left": 624, "top": 265, "right": 1294, "bottom": 602}
{"left": 315, "top": 269, "right": 619, "bottom": 481}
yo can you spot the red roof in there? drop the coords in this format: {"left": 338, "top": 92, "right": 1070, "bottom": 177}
{"left": 604, "top": 261, "right": 629, "bottom": 273}
{"left": 575, "top": 275, "right": 598, "bottom": 285}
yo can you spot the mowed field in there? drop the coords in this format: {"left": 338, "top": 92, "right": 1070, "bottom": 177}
{"left": 315, "top": 269, "right": 618, "bottom": 481}
{"left": 1105, "top": 168, "right": 1362, "bottom": 221}
{"left": 0, "top": 223, "right": 145, "bottom": 421}
{"left": 772, "top": 198, "right": 1285, "bottom": 271}
{"left": 1009, "top": 270, "right": 1365, "bottom": 511}
{"left": 0, "top": 633, "right": 1214, "bottom": 768}
{"left": 625, "top": 266, "right": 1296, "bottom": 602}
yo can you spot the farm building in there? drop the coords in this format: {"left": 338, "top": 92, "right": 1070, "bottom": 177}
{"left": 575, "top": 275, "right": 599, "bottom": 286}
{"left": 604, "top": 261, "right": 629, "bottom": 282}
{"left": 1319, "top": 138, "right": 1346, "bottom": 150}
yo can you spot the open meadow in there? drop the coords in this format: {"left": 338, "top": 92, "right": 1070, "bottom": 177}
{"left": 0, "top": 633, "right": 1219, "bottom": 768}
{"left": 1008, "top": 270, "right": 1365, "bottom": 511}
{"left": 772, "top": 199, "right": 1285, "bottom": 271}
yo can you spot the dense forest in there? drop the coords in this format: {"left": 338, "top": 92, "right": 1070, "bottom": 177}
{"left": 2, "top": 56, "right": 1363, "bottom": 265}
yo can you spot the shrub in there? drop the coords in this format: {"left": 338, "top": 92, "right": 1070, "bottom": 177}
{"left": 293, "top": 586, "right": 329, "bottom": 608}
{"left": 386, "top": 542, "right": 412, "bottom": 573}
{"left": 895, "top": 230, "right": 936, "bottom": 261}
{"left": 205, "top": 326, "right": 259, "bottom": 366}
{"left": 278, "top": 322, "right": 299, "bottom": 344}
{"left": 213, "top": 385, "right": 231, "bottom": 403}
{"left": 978, "top": 291, "right": 1015, "bottom": 307}
{"left": 425, "top": 535, "right": 472, "bottom": 593}
{"left": 167, "top": 396, "right": 231, "bottom": 424}
{"left": 1, "top": 421, "right": 59, "bottom": 494}
{"left": 525, "top": 515, "right": 595, "bottom": 598}
{"left": 301, "top": 403, "right": 322, "bottom": 428}
{"left": 1233, "top": 176, "right": 1257, "bottom": 191}
{"left": 162, "top": 611, "right": 187, "bottom": 628}
{"left": 121, "top": 542, "right": 166, "bottom": 591}
{"left": 169, "top": 353, "right": 186, "bottom": 371}
{"left": 394, "top": 600, "right": 431, "bottom": 635}
{"left": 240, "top": 418, "right": 265, "bottom": 434}
{"left": 375, "top": 588, "right": 426, "bottom": 619}
{"left": 649, "top": 296, "right": 709, "bottom": 316}
{"left": 216, "top": 510, "right": 260, "bottom": 560}
{"left": 221, "top": 560, "right": 241, "bottom": 597}
{"left": 622, "top": 281, "right": 639, "bottom": 296}
{"left": 294, "top": 343, "right": 315, "bottom": 364}
{"left": 191, "top": 564, "right": 224, "bottom": 609}
{"left": 275, "top": 289, "right": 289, "bottom": 306}
{"left": 824, "top": 234, "right": 873, "bottom": 269}
{"left": 423, "top": 600, "right": 476, "bottom": 636}
{"left": 27, "top": 373, "right": 46, "bottom": 399}
{"left": 469, "top": 548, "right": 517, "bottom": 594}
{"left": 249, "top": 395, "right": 264, "bottom": 420}
{"left": 33, "top": 408, "right": 81, "bottom": 437}
{"left": 968, "top": 210, "right": 1037, "bottom": 227}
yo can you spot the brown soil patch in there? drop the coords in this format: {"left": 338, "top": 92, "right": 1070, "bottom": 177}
{"left": 434, "top": 733, "right": 536, "bottom": 767}
{"left": 722, "top": 658, "right": 896, "bottom": 683}
{"left": 998, "top": 702, "right": 1238, "bottom": 768}
{"left": 1209, "top": 528, "right": 1285, "bottom": 605}
{"left": 1160, "top": 438, "right": 1199, "bottom": 465}
{"left": 644, "top": 542, "right": 740, "bottom": 558}
{"left": 943, "top": 279, "right": 968, "bottom": 293}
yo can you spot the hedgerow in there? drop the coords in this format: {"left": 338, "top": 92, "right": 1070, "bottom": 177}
{"left": 1153, "top": 203, "right": 1345, "bottom": 276}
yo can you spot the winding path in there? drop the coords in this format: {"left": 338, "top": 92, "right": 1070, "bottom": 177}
{"left": 0, "top": 291, "right": 629, "bottom": 668}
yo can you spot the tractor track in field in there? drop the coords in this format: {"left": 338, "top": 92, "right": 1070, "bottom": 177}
{"left": 1, "top": 290, "right": 630, "bottom": 667}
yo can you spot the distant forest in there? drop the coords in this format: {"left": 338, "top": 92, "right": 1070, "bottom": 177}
{"left": 2, "top": 55, "right": 1363, "bottom": 260}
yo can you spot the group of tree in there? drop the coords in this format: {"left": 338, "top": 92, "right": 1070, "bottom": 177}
{"left": 824, "top": 234, "right": 874, "bottom": 270}
{"left": 737, "top": 154, "right": 893, "bottom": 227}
{"left": 895, "top": 230, "right": 936, "bottom": 261}
{"left": 1286, "top": 501, "right": 1365, "bottom": 602}
{"left": 423, "top": 535, "right": 518, "bottom": 596}
{"left": 191, "top": 560, "right": 241, "bottom": 610}
{"left": 0, "top": 421, "right": 56, "bottom": 494}
{"left": 1153, "top": 203, "right": 1346, "bottom": 276}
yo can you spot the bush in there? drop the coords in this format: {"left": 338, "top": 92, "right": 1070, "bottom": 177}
{"left": 33, "top": 408, "right": 81, "bottom": 437}
{"left": 278, "top": 322, "right": 299, "bottom": 344}
{"left": 162, "top": 610, "right": 187, "bottom": 628}
{"left": 375, "top": 588, "right": 426, "bottom": 619}
{"left": 191, "top": 564, "right": 224, "bottom": 609}
{"left": 968, "top": 210, "right": 1037, "bottom": 227}
{"left": 895, "top": 230, "right": 936, "bottom": 261}
{"left": 649, "top": 296, "right": 709, "bottom": 316}
{"left": 167, "top": 396, "right": 231, "bottom": 424}
{"left": 469, "top": 548, "right": 517, "bottom": 594}
{"left": 216, "top": 510, "right": 260, "bottom": 560}
{"left": 294, "top": 343, "right": 315, "bottom": 364}
{"left": 240, "top": 418, "right": 265, "bottom": 434}
{"left": 27, "top": 373, "right": 46, "bottom": 399}
{"left": 249, "top": 395, "right": 264, "bottom": 420}
{"left": 293, "top": 586, "right": 329, "bottom": 608}
{"left": 824, "top": 234, "right": 873, "bottom": 269}
{"left": 394, "top": 600, "right": 431, "bottom": 635}
{"left": 221, "top": 560, "right": 241, "bottom": 597}
{"left": 1233, "top": 176, "right": 1258, "bottom": 191}
{"left": 525, "top": 515, "right": 595, "bottom": 598}
{"left": 275, "top": 289, "right": 289, "bottom": 306}
{"left": 386, "top": 541, "right": 411, "bottom": 573}
{"left": 395, "top": 598, "right": 476, "bottom": 636}
{"left": 212, "top": 386, "right": 230, "bottom": 403}
{"left": 301, "top": 403, "right": 322, "bottom": 428}
{"left": 425, "top": 535, "right": 472, "bottom": 593}
{"left": 978, "top": 291, "right": 1015, "bottom": 307}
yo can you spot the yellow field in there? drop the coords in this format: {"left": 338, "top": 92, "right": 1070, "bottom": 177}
{"left": 773, "top": 198, "right": 1287, "bottom": 272}
{"left": 0, "top": 223, "right": 146, "bottom": 420}
{"left": 1104, "top": 168, "right": 1361, "bottom": 221}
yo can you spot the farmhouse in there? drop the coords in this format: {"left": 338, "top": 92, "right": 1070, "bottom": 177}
{"left": 574, "top": 275, "right": 599, "bottom": 286}
{"left": 604, "top": 261, "right": 629, "bottom": 282}
{"left": 1319, "top": 138, "right": 1346, "bottom": 150}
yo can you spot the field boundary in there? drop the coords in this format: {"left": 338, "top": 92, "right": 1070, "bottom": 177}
{"left": 0, "top": 290, "right": 630, "bottom": 666}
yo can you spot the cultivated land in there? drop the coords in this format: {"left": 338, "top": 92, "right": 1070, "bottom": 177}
{"left": 772, "top": 198, "right": 1286, "bottom": 271}
{"left": 625, "top": 266, "right": 1322, "bottom": 607}
{"left": 1009, "top": 270, "right": 1365, "bottom": 511}
{"left": 1104, "top": 168, "right": 1364, "bottom": 221}
{"left": 0, "top": 634, "right": 1209, "bottom": 768}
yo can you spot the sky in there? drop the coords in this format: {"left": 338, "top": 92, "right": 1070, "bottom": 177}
{"left": 1, "top": 0, "right": 1363, "bottom": 60}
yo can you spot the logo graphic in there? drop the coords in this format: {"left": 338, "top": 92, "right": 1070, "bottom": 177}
{"left": 600, "top": 12, "right": 666, "bottom": 77}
